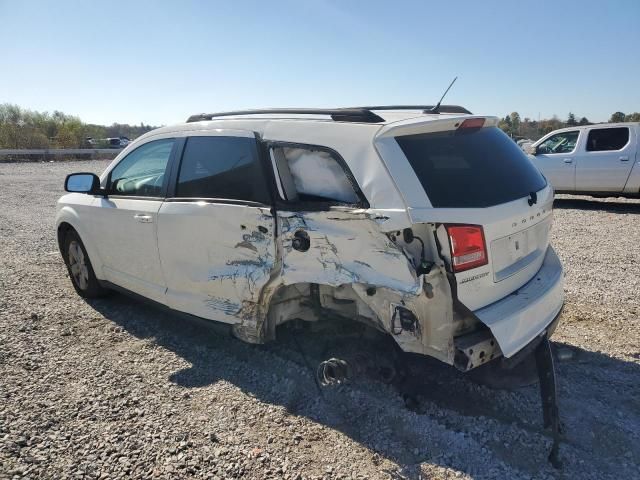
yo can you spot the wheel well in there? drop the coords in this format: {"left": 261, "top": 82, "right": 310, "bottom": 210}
{"left": 264, "top": 282, "right": 385, "bottom": 342}
{"left": 57, "top": 222, "right": 76, "bottom": 253}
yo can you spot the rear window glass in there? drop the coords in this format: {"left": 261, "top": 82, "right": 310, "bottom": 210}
{"left": 586, "top": 127, "right": 629, "bottom": 151}
{"left": 395, "top": 126, "right": 547, "bottom": 208}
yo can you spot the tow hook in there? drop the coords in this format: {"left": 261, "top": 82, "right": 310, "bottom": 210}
{"left": 535, "top": 337, "right": 562, "bottom": 468}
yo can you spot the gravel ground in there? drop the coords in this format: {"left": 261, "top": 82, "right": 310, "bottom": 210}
{"left": 1, "top": 160, "right": 639, "bottom": 479}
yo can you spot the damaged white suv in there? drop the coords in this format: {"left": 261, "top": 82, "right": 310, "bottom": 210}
{"left": 57, "top": 106, "right": 564, "bottom": 372}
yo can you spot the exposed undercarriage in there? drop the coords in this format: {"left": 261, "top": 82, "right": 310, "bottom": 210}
{"left": 229, "top": 211, "right": 501, "bottom": 372}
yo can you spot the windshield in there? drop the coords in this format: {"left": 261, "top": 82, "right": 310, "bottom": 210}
{"left": 395, "top": 126, "right": 547, "bottom": 208}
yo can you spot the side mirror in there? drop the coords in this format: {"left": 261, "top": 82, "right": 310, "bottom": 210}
{"left": 523, "top": 143, "right": 536, "bottom": 155}
{"left": 65, "top": 173, "right": 101, "bottom": 194}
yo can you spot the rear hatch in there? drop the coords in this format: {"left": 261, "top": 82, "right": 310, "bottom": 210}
{"left": 375, "top": 116, "right": 552, "bottom": 311}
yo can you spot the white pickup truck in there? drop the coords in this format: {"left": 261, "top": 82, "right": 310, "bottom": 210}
{"left": 526, "top": 123, "right": 640, "bottom": 197}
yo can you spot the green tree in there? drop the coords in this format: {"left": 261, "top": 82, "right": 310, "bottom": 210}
{"left": 566, "top": 113, "right": 577, "bottom": 126}
{"left": 578, "top": 116, "right": 590, "bottom": 125}
{"left": 610, "top": 111, "right": 626, "bottom": 123}
{"left": 509, "top": 112, "right": 521, "bottom": 135}
{"left": 624, "top": 112, "right": 640, "bottom": 122}
{"left": 498, "top": 115, "right": 512, "bottom": 135}
{"left": 56, "top": 118, "right": 84, "bottom": 148}
{"left": 0, "top": 103, "right": 158, "bottom": 149}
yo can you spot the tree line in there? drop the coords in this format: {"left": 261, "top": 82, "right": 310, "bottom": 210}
{"left": 0, "top": 103, "right": 158, "bottom": 149}
{"left": 2, "top": 103, "right": 639, "bottom": 149}
{"left": 498, "top": 111, "right": 640, "bottom": 141}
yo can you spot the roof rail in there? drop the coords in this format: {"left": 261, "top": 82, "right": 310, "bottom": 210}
{"left": 358, "top": 105, "right": 473, "bottom": 114}
{"left": 186, "top": 108, "right": 385, "bottom": 124}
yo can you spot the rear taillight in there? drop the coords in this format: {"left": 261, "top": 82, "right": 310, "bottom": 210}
{"left": 445, "top": 225, "right": 488, "bottom": 273}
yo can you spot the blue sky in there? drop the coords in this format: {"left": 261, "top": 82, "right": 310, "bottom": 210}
{"left": 1, "top": 0, "right": 638, "bottom": 126}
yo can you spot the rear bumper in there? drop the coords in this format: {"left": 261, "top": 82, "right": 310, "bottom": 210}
{"left": 472, "top": 246, "right": 564, "bottom": 358}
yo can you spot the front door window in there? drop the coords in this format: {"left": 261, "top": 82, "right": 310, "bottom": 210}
{"left": 109, "top": 139, "right": 175, "bottom": 196}
{"left": 537, "top": 131, "right": 579, "bottom": 155}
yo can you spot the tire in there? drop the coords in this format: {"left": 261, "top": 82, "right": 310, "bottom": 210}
{"left": 62, "top": 229, "right": 109, "bottom": 298}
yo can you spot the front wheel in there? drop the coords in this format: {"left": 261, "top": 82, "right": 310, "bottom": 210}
{"left": 63, "top": 230, "right": 109, "bottom": 298}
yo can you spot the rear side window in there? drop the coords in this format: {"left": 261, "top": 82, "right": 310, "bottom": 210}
{"left": 396, "top": 126, "right": 547, "bottom": 208}
{"left": 586, "top": 127, "right": 629, "bottom": 151}
{"left": 175, "top": 136, "right": 269, "bottom": 203}
{"left": 270, "top": 145, "right": 361, "bottom": 204}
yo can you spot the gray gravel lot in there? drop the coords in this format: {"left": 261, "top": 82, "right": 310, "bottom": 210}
{"left": 1, "top": 160, "right": 639, "bottom": 479}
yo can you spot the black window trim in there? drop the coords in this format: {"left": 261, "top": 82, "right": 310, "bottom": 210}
{"left": 265, "top": 141, "right": 370, "bottom": 210}
{"left": 106, "top": 137, "right": 179, "bottom": 200}
{"left": 165, "top": 137, "right": 186, "bottom": 198}
{"left": 165, "top": 133, "right": 274, "bottom": 208}
{"left": 586, "top": 126, "right": 630, "bottom": 152}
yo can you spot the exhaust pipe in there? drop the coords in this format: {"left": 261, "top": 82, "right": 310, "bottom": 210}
{"left": 316, "top": 358, "right": 350, "bottom": 385}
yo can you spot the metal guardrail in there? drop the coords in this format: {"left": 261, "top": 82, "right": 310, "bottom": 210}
{"left": 0, "top": 148, "right": 123, "bottom": 156}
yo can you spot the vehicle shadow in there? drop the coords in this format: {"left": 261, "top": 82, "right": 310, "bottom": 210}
{"left": 87, "top": 293, "right": 640, "bottom": 478}
{"left": 554, "top": 197, "right": 640, "bottom": 213}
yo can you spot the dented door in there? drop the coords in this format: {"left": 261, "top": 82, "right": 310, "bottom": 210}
{"left": 157, "top": 131, "right": 276, "bottom": 324}
{"left": 158, "top": 203, "right": 275, "bottom": 322}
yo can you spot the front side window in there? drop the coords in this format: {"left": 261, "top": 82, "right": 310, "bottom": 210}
{"left": 586, "top": 127, "right": 629, "bottom": 152}
{"left": 537, "top": 131, "right": 579, "bottom": 154}
{"left": 270, "top": 146, "right": 360, "bottom": 204}
{"left": 175, "top": 136, "right": 269, "bottom": 203}
{"left": 109, "top": 139, "right": 174, "bottom": 196}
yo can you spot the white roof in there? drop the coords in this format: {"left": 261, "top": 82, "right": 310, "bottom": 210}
{"left": 112, "top": 109, "right": 496, "bottom": 220}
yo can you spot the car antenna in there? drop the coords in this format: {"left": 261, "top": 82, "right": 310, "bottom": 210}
{"left": 429, "top": 76, "right": 458, "bottom": 114}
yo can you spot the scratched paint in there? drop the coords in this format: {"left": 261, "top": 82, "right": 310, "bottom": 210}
{"left": 157, "top": 202, "right": 277, "bottom": 325}
{"left": 278, "top": 210, "right": 420, "bottom": 295}
{"left": 204, "top": 296, "right": 242, "bottom": 316}
{"left": 162, "top": 202, "right": 456, "bottom": 363}
{"left": 234, "top": 229, "right": 268, "bottom": 253}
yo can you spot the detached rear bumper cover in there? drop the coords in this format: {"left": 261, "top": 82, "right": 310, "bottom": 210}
{"left": 474, "top": 246, "right": 564, "bottom": 358}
